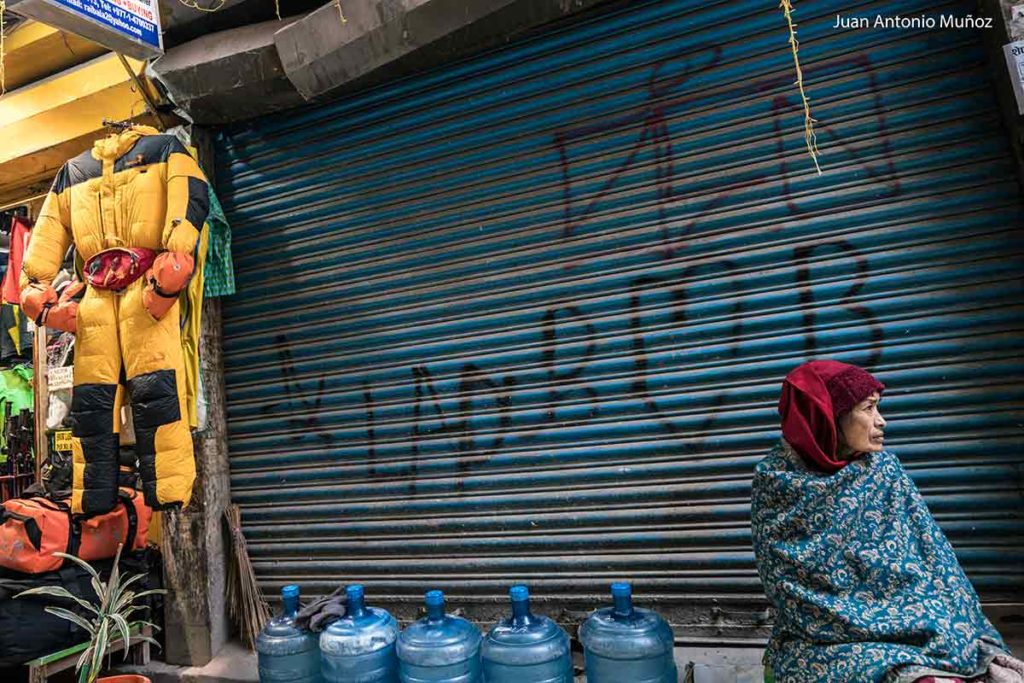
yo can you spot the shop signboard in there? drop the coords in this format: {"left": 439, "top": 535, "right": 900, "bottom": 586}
{"left": 7, "top": 0, "right": 162, "bottom": 60}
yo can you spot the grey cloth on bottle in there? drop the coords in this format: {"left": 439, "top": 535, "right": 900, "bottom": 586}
{"left": 294, "top": 586, "right": 348, "bottom": 632}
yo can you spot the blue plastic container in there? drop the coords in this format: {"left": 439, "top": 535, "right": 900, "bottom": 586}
{"left": 579, "top": 583, "right": 677, "bottom": 683}
{"left": 320, "top": 584, "right": 400, "bottom": 683}
{"left": 481, "top": 585, "right": 572, "bottom": 683}
{"left": 397, "top": 590, "right": 482, "bottom": 683}
{"left": 257, "top": 585, "right": 323, "bottom": 683}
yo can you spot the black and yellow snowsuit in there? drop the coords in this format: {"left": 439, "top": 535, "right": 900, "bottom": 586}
{"left": 22, "top": 126, "right": 209, "bottom": 514}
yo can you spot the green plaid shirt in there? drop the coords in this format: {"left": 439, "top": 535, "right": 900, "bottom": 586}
{"left": 204, "top": 187, "right": 236, "bottom": 298}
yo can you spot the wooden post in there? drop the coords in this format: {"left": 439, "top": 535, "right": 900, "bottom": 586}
{"left": 32, "top": 325, "right": 48, "bottom": 483}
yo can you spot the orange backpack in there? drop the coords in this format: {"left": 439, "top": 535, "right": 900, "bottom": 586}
{"left": 0, "top": 489, "right": 151, "bottom": 574}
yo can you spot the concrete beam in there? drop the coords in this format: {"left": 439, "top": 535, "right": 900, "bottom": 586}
{"left": 149, "top": 0, "right": 614, "bottom": 123}
{"left": 275, "top": 0, "right": 613, "bottom": 100}
{"left": 149, "top": 19, "right": 307, "bottom": 125}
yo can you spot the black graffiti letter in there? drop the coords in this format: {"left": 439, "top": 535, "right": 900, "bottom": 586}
{"left": 540, "top": 306, "right": 598, "bottom": 424}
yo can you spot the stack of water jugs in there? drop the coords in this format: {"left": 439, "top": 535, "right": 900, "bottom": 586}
{"left": 257, "top": 582, "right": 677, "bottom": 682}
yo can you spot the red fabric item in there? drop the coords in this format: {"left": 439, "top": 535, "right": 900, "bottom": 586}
{"left": 779, "top": 360, "right": 884, "bottom": 473}
{"left": 2, "top": 217, "right": 31, "bottom": 305}
{"left": 83, "top": 247, "right": 157, "bottom": 291}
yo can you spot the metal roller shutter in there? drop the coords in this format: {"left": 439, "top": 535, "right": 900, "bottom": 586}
{"left": 215, "top": 0, "right": 1024, "bottom": 639}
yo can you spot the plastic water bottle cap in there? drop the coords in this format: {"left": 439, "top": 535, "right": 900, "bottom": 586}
{"left": 425, "top": 590, "right": 445, "bottom": 607}
{"left": 347, "top": 584, "right": 365, "bottom": 601}
{"left": 611, "top": 582, "right": 632, "bottom": 598}
{"left": 281, "top": 585, "right": 300, "bottom": 600}
{"left": 509, "top": 585, "right": 529, "bottom": 602}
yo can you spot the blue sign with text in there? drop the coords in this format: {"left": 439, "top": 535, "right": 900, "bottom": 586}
{"left": 47, "top": 0, "right": 161, "bottom": 52}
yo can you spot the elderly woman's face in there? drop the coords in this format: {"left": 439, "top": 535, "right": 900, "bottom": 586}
{"left": 838, "top": 392, "right": 886, "bottom": 456}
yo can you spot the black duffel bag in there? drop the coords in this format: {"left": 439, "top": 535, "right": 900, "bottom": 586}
{"left": 0, "top": 548, "right": 156, "bottom": 666}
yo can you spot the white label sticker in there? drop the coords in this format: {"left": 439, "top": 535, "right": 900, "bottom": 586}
{"left": 48, "top": 365, "right": 74, "bottom": 391}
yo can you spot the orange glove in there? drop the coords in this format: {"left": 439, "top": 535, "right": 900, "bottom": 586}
{"left": 21, "top": 283, "right": 58, "bottom": 324}
{"left": 143, "top": 252, "right": 194, "bottom": 320}
{"left": 46, "top": 281, "right": 84, "bottom": 334}
{"left": 20, "top": 281, "right": 82, "bottom": 332}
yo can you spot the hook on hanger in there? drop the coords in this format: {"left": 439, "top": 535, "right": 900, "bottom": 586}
{"left": 102, "top": 117, "right": 136, "bottom": 133}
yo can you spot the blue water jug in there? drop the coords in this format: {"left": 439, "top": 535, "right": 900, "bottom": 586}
{"left": 579, "top": 583, "right": 677, "bottom": 683}
{"left": 481, "top": 585, "right": 572, "bottom": 683}
{"left": 320, "top": 584, "right": 400, "bottom": 683}
{"left": 397, "top": 590, "right": 482, "bottom": 683}
{"left": 256, "top": 585, "right": 323, "bottom": 683}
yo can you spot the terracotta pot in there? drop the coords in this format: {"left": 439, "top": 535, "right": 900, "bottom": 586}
{"left": 96, "top": 676, "right": 151, "bottom": 683}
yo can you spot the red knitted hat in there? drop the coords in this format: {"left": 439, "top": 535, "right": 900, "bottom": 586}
{"left": 826, "top": 365, "right": 885, "bottom": 418}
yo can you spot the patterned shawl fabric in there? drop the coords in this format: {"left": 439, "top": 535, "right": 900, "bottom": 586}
{"left": 751, "top": 441, "right": 1006, "bottom": 683}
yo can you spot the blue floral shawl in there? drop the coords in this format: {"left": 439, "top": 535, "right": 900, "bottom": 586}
{"left": 751, "top": 441, "right": 1005, "bottom": 682}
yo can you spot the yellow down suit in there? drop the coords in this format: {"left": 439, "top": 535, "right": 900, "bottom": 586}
{"left": 22, "top": 126, "right": 209, "bottom": 514}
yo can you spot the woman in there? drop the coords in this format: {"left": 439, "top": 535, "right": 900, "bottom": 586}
{"left": 751, "top": 360, "right": 1023, "bottom": 683}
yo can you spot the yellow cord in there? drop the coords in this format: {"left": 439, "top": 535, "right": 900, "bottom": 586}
{"left": 335, "top": 0, "right": 347, "bottom": 24}
{"left": 274, "top": 0, "right": 281, "bottom": 20}
{"left": 780, "top": 0, "right": 822, "bottom": 175}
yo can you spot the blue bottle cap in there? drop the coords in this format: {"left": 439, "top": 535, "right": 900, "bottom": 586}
{"left": 425, "top": 589, "right": 445, "bottom": 607}
{"left": 281, "top": 584, "right": 300, "bottom": 600}
{"left": 611, "top": 582, "right": 632, "bottom": 598}
{"left": 347, "top": 584, "right": 365, "bottom": 601}
{"left": 509, "top": 585, "right": 529, "bottom": 602}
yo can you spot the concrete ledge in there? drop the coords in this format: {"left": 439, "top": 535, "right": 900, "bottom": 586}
{"left": 149, "top": 18, "right": 307, "bottom": 124}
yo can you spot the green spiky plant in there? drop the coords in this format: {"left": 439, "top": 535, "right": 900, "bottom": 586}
{"left": 15, "top": 544, "right": 164, "bottom": 683}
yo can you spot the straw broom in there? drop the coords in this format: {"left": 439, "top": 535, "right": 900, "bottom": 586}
{"left": 224, "top": 504, "right": 270, "bottom": 650}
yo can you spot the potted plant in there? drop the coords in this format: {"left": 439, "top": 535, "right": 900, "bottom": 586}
{"left": 15, "top": 544, "right": 164, "bottom": 683}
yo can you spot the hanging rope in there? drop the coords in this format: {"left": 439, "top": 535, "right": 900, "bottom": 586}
{"left": 779, "top": 0, "right": 822, "bottom": 175}
{"left": 176, "top": 0, "right": 226, "bottom": 13}
{"left": 335, "top": 0, "right": 347, "bottom": 25}
{"left": 177, "top": 0, "right": 279, "bottom": 17}
{"left": 0, "top": 0, "right": 7, "bottom": 97}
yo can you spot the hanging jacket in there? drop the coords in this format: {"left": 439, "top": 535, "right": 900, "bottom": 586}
{"left": 21, "top": 125, "right": 206, "bottom": 290}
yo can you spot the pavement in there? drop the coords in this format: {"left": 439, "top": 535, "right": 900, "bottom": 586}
{"left": 109, "top": 641, "right": 258, "bottom": 683}
{"left": 109, "top": 632, "right": 1024, "bottom": 683}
